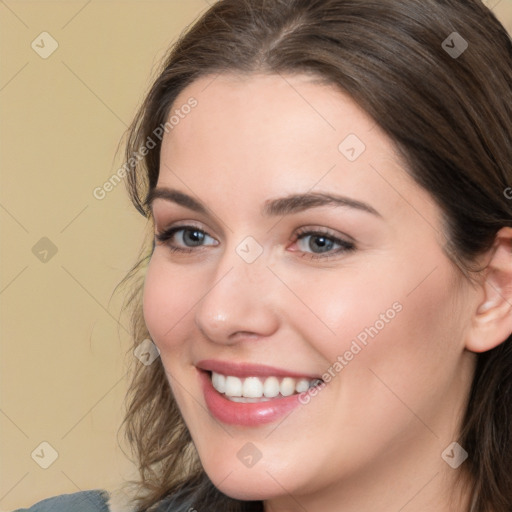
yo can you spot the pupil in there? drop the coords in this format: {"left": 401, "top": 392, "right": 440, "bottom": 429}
{"left": 186, "top": 230, "right": 204, "bottom": 246}
{"left": 311, "top": 236, "right": 332, "bottom": 252}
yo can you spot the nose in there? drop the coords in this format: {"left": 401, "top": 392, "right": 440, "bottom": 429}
{"left": 194, "top": 246, "right": 280, "bottom": 345}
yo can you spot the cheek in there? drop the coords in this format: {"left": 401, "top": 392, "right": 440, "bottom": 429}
{"left": 142, "top": 257, "right": 201, "bottom": 411}
{"left": 283, "top": 263, "right": 406, "bottom": 363}
{"left": 323, "top": 258, "right": 463, "bottom": 425}
{"left": 142, "top": 255, "right": 194, "bottom": 349}
{"left": 289, "top": 251, "right": 462, "bottom": 403}
{"left": 142, "top": 259, "right": 167, "bottom": 343}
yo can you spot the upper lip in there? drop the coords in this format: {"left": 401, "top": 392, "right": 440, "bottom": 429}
{"left": 196, "top": 359, "right": 322, "bottom": 380}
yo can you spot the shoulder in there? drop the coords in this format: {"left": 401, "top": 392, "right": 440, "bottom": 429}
{"left": 12, "top": 489, "right": 111, "bottom": 512}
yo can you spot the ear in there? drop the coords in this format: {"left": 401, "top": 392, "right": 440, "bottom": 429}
{"left": 466, "top": 227, "right": 512, "bottom": 353}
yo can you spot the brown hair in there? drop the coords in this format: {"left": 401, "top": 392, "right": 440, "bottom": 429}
{"left": 116, "top": 1, "right": 512, "bottom": 510}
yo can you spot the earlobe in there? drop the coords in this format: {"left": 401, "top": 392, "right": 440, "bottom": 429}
{"left": 466, "top": 227, "right": 512, "bottom": 353}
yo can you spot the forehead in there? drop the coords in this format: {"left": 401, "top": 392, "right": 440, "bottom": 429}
{"left": 157, "top": 72, "right": 439, "bottom": 229}
{"left": 162, "top": 72, "right": 381, "bottom": 160}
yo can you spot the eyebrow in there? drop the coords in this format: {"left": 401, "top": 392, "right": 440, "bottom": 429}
{"left": 145, "top": 187, "right": 382, "bottom": 218}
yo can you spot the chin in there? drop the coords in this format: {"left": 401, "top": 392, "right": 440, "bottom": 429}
{"left": 196, "top": 452, "right": 291, "bottom": 501}
{"left": 212, "top": 475, "right": 284, "bottom": 502}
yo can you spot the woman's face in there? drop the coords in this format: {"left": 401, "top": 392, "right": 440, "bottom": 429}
{"left": 143, "top": 73, "right": 477, "bottom": 508}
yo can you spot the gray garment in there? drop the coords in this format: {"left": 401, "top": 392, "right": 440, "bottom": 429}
{"left": 12, "top": 490, "right": 111, "bottom": 512}
{"left": 11, "top": 489, "right": 182, "bottom": 512}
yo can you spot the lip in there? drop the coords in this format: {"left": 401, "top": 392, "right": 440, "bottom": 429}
{"left": 196, "top": 359, "right": 322, "bottom": 380}
{"left": 198, "top": 369, "right": 308, "bottom": 426}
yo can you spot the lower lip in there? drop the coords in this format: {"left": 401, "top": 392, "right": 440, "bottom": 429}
{"left": 199, "top": 370, "right": 305, "bottom": 426}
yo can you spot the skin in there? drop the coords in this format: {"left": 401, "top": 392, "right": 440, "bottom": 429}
{"left": 142, "top": 73, "right": 512, "bottom": 512}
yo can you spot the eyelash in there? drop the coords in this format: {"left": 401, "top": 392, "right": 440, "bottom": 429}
{"left": 154, "top": 224, "right": 356, "bottom": 260}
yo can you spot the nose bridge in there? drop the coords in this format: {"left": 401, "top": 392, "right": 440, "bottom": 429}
{"left": 194, "top": 236, "right": 279, "bottom": 343}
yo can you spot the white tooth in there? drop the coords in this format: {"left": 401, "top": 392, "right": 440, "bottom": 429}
{"left": 263, "top": 376, "right": 280, "bottom": 398}
{"left": 211, "top": 372, "right": 226, "bottom": 393}
{"left": 242, "top": 377, "right": 263, "bottom": 398}
{"left": 224, "top": 376, "right": 243, "bottom": 397}
{"left": 295, "top": 378, "right": 310, "bottom": 393}
{"left": 280, "top": 377, "right": 296, "bottom": 396}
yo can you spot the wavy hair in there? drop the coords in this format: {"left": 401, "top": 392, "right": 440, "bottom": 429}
{"left": 115, "top": 1, "right": 512, "bottom": 510}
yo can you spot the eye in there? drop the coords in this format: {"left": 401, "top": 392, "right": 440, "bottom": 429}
{"left": 154, "top": 224, "right": 356, "bottom": 260}
{"left": 292, "top": 228, "right": 355, "bottom": 260}
{"left": 155, "top": 225, "right": 218, "bottom": 253}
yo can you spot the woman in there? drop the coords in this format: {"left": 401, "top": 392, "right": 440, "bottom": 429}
{"left": 15, "top": 0, "right": 512, "bottom": 511}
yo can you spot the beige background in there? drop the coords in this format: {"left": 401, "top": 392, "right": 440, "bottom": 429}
{"left": 1, "top": 1, "right": 511, "bottom": 510}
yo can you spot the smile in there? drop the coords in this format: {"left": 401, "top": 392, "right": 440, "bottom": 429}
{"left": 211, "top": 372, "right": 321, "bottom": 402}
{"left": 196, "top": 359, "right": 324, "bottom": 426}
